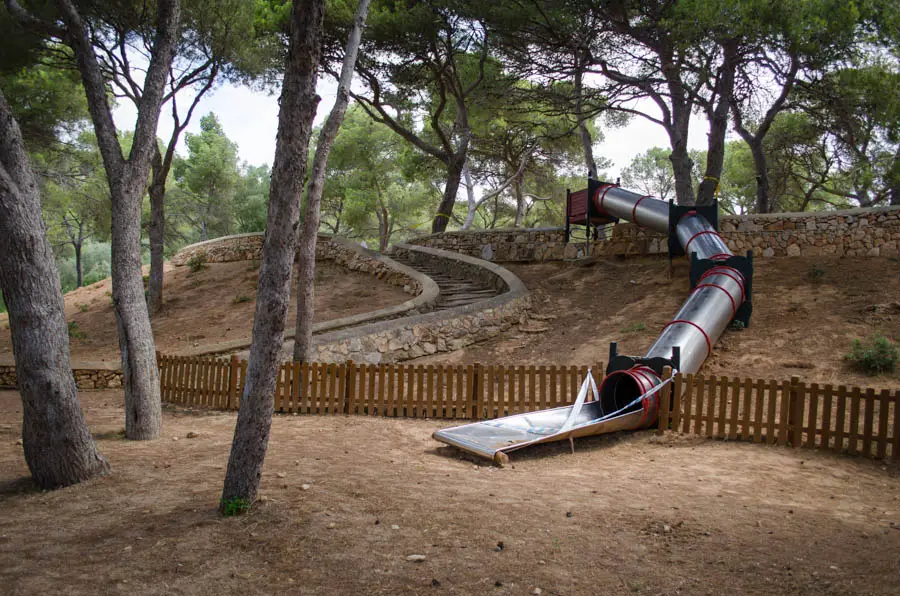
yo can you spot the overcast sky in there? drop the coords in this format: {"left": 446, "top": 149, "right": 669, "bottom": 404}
{"left": 112, "top": 76, "right": 712, "bottom": 180}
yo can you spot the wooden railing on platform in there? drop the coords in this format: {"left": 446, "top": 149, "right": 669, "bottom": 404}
{"left": 657, "top": 373, "right": 899, "bottom": 460}
{"left": 157, "top": 354, "right": 899, "bottom": 460}
{"left": 157, "top": 353, "right": 604, "bottom": 420}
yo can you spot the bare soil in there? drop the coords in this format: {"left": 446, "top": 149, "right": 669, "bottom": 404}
{"left": 1, "top": 389, "right": 898, "bottom": 595}
{"left": 0, "top": 261, "right": 410, "bottom": 362}
{"left": 414, "top": 256, "right": 900, "bottom": 390}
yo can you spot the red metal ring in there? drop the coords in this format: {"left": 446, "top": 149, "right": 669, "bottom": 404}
{"left": 593, "top": 184, "right": 616, "bottom": 215}
{"left": 662, "top": 319, "right": 712, "bottom": 357}
{"left": 632, "top": 195, "right": 652, "bottom": 225}
{"left": 684, "top": 230, "right": 724, "bottom": 257}
{"left": 678, "top": 210, "right": 699, "bottom": 224}
{"left": 708, "top": 253, "right": 732, "bottom": 261}
{"left": 699, "top": 267, "right": 745, "bottom": 304}
{"left": 693, "top": 282, "right": 737, "bottom": 318}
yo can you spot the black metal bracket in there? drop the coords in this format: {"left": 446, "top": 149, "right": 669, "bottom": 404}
{"left": 689, "top": 250, "right": 754, "bottom": 328}
{"left": 667, "top": 199, "right": 719, "bottom": 258}
{"left": 606, "top": 342, "right": 681, "bottom": 377}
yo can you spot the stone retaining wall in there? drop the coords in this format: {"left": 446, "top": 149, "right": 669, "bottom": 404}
{"left": 309, "top": 244, "right": 531, "bottom": 364}
{"left": 1, "top": 362, "right": 123, "bottom": 391}
{"left": 409, "top": 206, "right": 900, "bottom": 260}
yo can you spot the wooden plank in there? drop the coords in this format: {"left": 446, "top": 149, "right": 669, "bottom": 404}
{"left": 518, "top": 366, "right": 527, "bottom": 415}
{"left": 569, "top": 366, "right": 579, "bottom": 407}
{"left": 455, "top": 365, "right": 465, "bottom": 418}
{"left": 680, "top": 374, "right": 694, "bottom": 434}
{"left": 465, "top": 364, "right": 475, "bottom": 419}
{"left": 381, "top": 364, "right": 391, "bottom": 417}
{"left": 549, "top": 365, "right": 558, "bottom": 409}
{"left": 778, "top": 378, "right": 791, "bottom": 446}
{"left": 527, "top": 365, "right": 536, "bottom": 414}
{"left": 833, "top": 385, "right": 847, "bottom": 454}
{"left": 848, "top": 386, "right": 861, "bottom": 455}
{"left": 290, "top": 362, "right": 300, "bottom": 414}
{"left": 537, "top": 365, "right": 547, "bottom": 410}
{"left": 893, "top": 390, "right": 900, "bottom": 461}
{"left": 806, "top": 383, "right": 820, "bottom": 449}
{"left": 862, "top": 388, "right": 876, "bottom": 457}
{"left": 689, "top": 375, "right": 703, "bottom": 435}
{"left": 436, "top": 365, "right": 446, "bottom": 418}
{"left": 790, "top": 377, "right": 804, "bottom": 448}
{"left": 703, "top": 375, "right": 719, "bottom": 439}
{"left": 300, "top": 363, "right": 310, "bottom": 414}
{"left": 727, "top": 377, "right": 740, "bottom": 440}
{"left": 406, "top": 364, "right": 415, "bottom": 417}
{"left": 876, "top": 389, "right": 890, "bottom": 460}
{"left": 765, "top": 380, "right": 779, "bottom": 445}
{"left": 670, "top": 373, "right": 683, "bottom": 432}
{"left": 238, "top": 359, "right": 247, "bottom": 408}
{"left": 716, "top": 376, "right": 728, "bottom": 439}
{"left": 753, "top": 379, "right": 765, "bottom": 443}
{"left": 415, "top": 365, "right": 425, "bottom": 418}
{"left": 740, "top": 377, "right": 752, "bottom": 440}
{"left": 426, "top": 364, "right": 435, "bottom": 418}
{"left": 309, "top": 363, "right": 320, "bottom": 414}
{"left": 657, "top": 368, "right": 671, "bottom": 435}
{"left": 821, "top": 384, "right": 834, "bottom": 451}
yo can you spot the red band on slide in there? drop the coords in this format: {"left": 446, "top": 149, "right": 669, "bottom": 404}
{"left": 593, "top": 185, "right": 615, "bottom": 214}
{"left": 708, "top": 253, "right": 732, "bottom": 261}
{"left": 662, "top": 319, "right": 712, "bottom": 357}
{"left": 632, "top": 195, "right": 652, "bottom": 225}
{"left": 684, "top": 230, "right": 724, "bottom": 256}
{"left": 699, "top": 266, "right": 746, "bottom": 304}
{"left": 678, "top": 210, "right": 699, "bottom": 224}
{"left": 694, "top": 283, "right": 737, "bottom": 318}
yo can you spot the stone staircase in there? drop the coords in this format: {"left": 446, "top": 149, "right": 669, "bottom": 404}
{"left": 389, "top": 252, "right": 503, "bottom": 311}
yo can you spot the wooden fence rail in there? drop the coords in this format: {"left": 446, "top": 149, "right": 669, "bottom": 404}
{"left": 157, "top": 354, "right": 899, "bottom": 461}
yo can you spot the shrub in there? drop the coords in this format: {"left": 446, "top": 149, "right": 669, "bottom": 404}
{"left": 187, "top": 254, "right": 207, "bottom": 273}
{"left": 730, "top": 319, "right": 746, "bottom": 331}
{"left": 232, "top": 295, "right": 252, "bottom": 304}
{"left": 846, "top": 334, "right": 898, "bottom": 374}
{"left": 220, "top": 497, "right": 250, "bottom": 517}
{"left": 68, "top": 321, "right": 86, "bottom": 339}
{"left": 807, "top": 263, "right": 825, "bottom": 284}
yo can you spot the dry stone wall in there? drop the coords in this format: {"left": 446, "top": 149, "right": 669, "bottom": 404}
{"left": 1, "top": 362, "right": 123, "bottom": 391}
{"left": 409, "top": 206, "right": 900, "bottom": 261}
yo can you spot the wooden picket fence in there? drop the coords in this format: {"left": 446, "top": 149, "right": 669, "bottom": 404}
{"left": 157, "top": 354, "right": 899, "bottom": 460}
{"left": 658, "top": 373, "right": 900, "bottom": 460}
{"left": 157, "top": 353, "right": 605, "bottom": 420}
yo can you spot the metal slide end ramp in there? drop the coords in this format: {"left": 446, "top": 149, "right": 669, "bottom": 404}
{"left": 432, "top": 372, "right": 663, "bottom": 464}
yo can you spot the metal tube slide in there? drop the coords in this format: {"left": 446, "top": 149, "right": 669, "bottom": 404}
{"left": 432, "top": 183, "right": 746, "bottom": 461}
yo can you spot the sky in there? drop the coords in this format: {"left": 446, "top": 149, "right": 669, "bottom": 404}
{"left": 112, "top": 76, "right": 712, "bottom": 180}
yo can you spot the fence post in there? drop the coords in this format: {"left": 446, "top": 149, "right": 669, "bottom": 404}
{"left": 471, "top": 363, "right": 481, "bottom": 419}
{"left": 657, "top": 366, "right": 673, "bottom": 435}
{"left": 788, "top": 375, "right": 803, "bottom": 447}
{"left": 227, "top": 355, "right": 239, "bottom": 410}
{"left": 344, "top": 360, "right": 355, "bottom": 415}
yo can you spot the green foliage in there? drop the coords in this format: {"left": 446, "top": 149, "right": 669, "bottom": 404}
{"left": 187, "top": 254, "right": 208, "bottom": 273}
{"left": 232, "top": 295, "right": 252, "bottom": 304}
{"left": 67, "top": 321, "right": 86, "bottom": 340}
{"left": 730, "top": 320, "right": 746, "bottom": 331}
{"left": 620, "top": 322, "right": 646, "bottom": 334}
{"left": 807, "top": 264, "right": 826, "bottom": 283}
{"left": 219, "top": 496, "right": 251, "bottom": 516}
{"left": 846, "top": 334, "right": 898, "bottom": 375}
{"left": 57, "top": 242, "right": 112, "bottom": 293}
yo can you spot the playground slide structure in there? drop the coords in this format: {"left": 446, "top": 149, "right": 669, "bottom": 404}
{"left": 432, "top": 180, "right": 753, "bottom": 463}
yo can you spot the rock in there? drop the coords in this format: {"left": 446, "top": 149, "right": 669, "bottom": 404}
{"left": 301, "top": 484, "right": 311, "bottom": 491}
{"left": 326, "top": 522, "right": 336, "bottom": 529}
{"left": 171, "top": 436, "right": 179, "bottom": 441}
{"left": 276, "top": 472, "right": 286, "bottom": 478}
{"left": 532, "top": 588, "right": 543, "bottom": 595}
{"left": 786, "top": 244, "right": 801, "bottom": 257}
{"left": 406, "top": 554, "right": 427, "bottom": 562}
{"left": 186, "top": 431, "right": 199, "bottom": 439}
{"left": 391, "top": 525, "right": 400, "bottom": 530}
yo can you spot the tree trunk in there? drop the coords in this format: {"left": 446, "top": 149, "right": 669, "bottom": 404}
{"left": 432, "top": 154, "right": 465, "bottom": 233}
{"left": 147, "top": 146, "right": 166, "bottom": 314}
{"left": 292, "top": 0, "right": 371, "bottom": 363}
{"left": 697, "top": 40, "right": 738, "bottom": 206}
{"left": 668, "top": 139, "right": 695, "bottom": 206}
{"left": 574, "top": 55, "right": 598, "bottom": 179}
{"left": 749, "top": 140, "right": 770, "bottom": 213}
{"left": 461, "top": 162, "right": 478, "bottom": 230}
{"left": 0, "top": 90, "right": 110, "bottom": 489}
{"left": 74, "top": 240, "right": 83, "bottom": 288}
{"left": 221, "top": 0, "right": 326, "bottom": 509}
{"left": 513, "top": 177, "right": 525, "bottom": 227}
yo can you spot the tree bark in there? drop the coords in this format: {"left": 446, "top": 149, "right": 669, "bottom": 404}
{"left": 147, "top": 146, "right": 166, "bottom": 314}
{"left": 0, "top": 90, "right": 110, "bottom": 489}
{"left": 292, "top": 0, "right": 371, "bottom": 363}
{"left": 74, "top": 240, "right": 83, "bottom": 288}
{"left": 574, "top": 54, "right": 598, "bottom": 179}
{"left": 56, "top": 0, "right": 180, "bottom": 440}
{"left": 221, "top": 0, "right": 325, "bottom": 508}
{"left": 432, "top": 154, "right": 466, "bottom": 233}
{"left": 513, "top": 177, "right": 525, "bottom": 227}
{"left": 697, "top": 40, "right": 738, "bottom": 206}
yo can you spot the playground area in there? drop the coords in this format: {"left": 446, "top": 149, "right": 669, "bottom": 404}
{"left": 1, "top": 388, "right": 898, "bottom": 595}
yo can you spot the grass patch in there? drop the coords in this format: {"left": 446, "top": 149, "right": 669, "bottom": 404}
{"left": 220, "top": 497, "right": 251, "bottom": 517}
{"left": 846, "top": 334, "right": 898, "bottom": 375}
{"left": 187, "top": 254, "right": 207, "bottom": 273}
{"left": 93, "top": 428, "right": 127, "bottom": 440}
{"left": 807, "top": 263, "right": 826, "bottom": 284}
{"left": 232, "top": 295, "right": 252, "bottom": 304}
{"left": 67, "top": 321, "right": 86, "bottom": 339}
{"left": 620, "top": 321, "right": 646, "bottom": 334}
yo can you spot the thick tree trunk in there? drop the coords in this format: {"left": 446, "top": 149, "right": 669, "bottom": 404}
{"left": 513, "top": 177, "right": 525, "bottom": 227}
{"left": 432, "top": 155, "right": 466, "bottom": 233}
{"left": 574, "top": 57, "right": 598, "bottom": 179}
{"left": 293, "top": 0, "right": 371, "bottom": 363}
{"left": 0, "top": 90, "right": 110, "bottom": 489}
{"left": 74, "top": 241, "right": 83, "bottom": 288}
{"left": 147, "top": 146, "right": 166, "bottom": 314}
{"left": 749, "top": 140, "right": 770, "bottom": 213}
{"left": 668, "top": 138, "right": 695, "bottom": 206}
{"left": 57, "top": 0, "right": 180, "bottom": 440}
{"left": 221, "top": 0, "right": 326, "bottom": 508}
{"left": 697, "top": 40, "right": 738, "bottom": 206}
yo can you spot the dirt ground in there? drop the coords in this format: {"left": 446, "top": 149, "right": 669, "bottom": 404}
{"left": 414, "top": 256, "right": 900, "bottom": 391}
{"left": 1, "top": 389, "right": 898, "bottom": 595}
{"left": 0, "top": 260, "right": 410, "bottom": 362}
